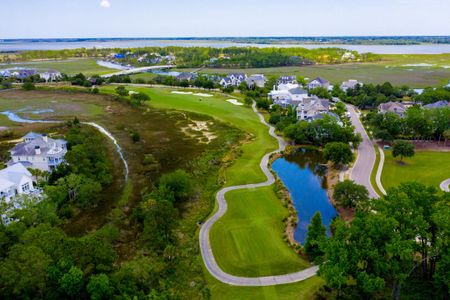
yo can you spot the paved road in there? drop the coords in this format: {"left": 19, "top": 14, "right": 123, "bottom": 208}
{"left": 199, "top": 102, "right": 319, "bottom": 286}
{"left": 347, "top": 105, "right": 380, "bottom": 199}
{"left": 440, "top": 178, "right": 450, "bottom": 192}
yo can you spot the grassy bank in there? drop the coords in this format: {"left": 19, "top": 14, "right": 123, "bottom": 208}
{"left": 381, "top": 150, "right": 450, "bottom": 190}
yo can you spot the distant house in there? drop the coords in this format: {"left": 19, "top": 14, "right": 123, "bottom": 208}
{"left": 220, "top": 73, "right": 247, "bottom": 87}
{"left": 268, "top": 84, "right": 308, "bottom": 108}
{"left": 277, "top": 75, "right": 297, "bottom": 85}
{"left": 308, "top": 77, "right": 330, "bottom": 90}
{"left": 378, "top": 101, "right": 407, "bottom": 117}
{"left": 0, "top": 69, "right": 11, "bottom": 77}
{"left": 176, "top": 72, "right": 197, "bottom": 82}
{"left": 423, "top": 100, "right": 449, "bottom": 109}
{"left": 341, "top": 79, "right": 362, "bottom": 92}
{"left": 9, "top": 132, "right": 67, "bottom": 172}
{"left": 13, "top": 69, "right": 37, "bottom": 80}
{"left": 0, "top": 163, "right": 36, "bottom": 203}
{"left": 40, "top": 70, "right": 61, "bottom": 82}
{"left": 246, "top": 74, "right": 267, "bottom": 88}
{"left": 296, "top": 97, "right": 330, "bottom": 121}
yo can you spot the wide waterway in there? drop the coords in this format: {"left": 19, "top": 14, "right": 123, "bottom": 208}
{"left": 272, "top": 147, "right": 337, "bottom": 245}
{"left": 2, "top": 39, "right": 450, "bottom": 54}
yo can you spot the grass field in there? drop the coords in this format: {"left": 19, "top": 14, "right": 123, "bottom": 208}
{"left": 98, "top": 86, "right": 319, "bottom": 298}
{"left": 177, "top": 54, "right": 450, "bottom": 87}
{"left": 210, "top": 186, "right": 310, "bottom": 276}
{"left": 381, "top": 150, "right": 450, "bottom": 190}
{"left": 0, "top": 59, "right": 115, "bottom": 76}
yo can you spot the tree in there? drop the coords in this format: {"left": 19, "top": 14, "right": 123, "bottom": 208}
{"left": 157, "top": 170, "right": 193, "bottom": 202}
{"left": 130, "top": 92, "right": 150, "bottom": 103}
{"left": 22, "top": 81, "right": 36, "bottom": 90}
{"left": 59, "top": 266, "right": 84, "bottom": 298}
{"left": 87, "top": 274, "right": 113, "bottom": 300}
{"left": 392, "top": 140, "right": 414, "bottom": 161}
{"left": 304, "top": 212, "right": 327, "bottom": 262}
{"left": 333, "top": 180, "right": 369, "bottom": 209}
{"left": 115, "top": 86, "right": 129, "bottom": 97}
{"left": 323, "top": 142, "right": 353, "bottom": 166}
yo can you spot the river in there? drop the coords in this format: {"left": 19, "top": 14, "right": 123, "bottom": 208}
{"left": 1, "top": 39, "right": 450, "bottom": 54}
{"left": 272, "top": 147, "right": 337, "bottom": 245}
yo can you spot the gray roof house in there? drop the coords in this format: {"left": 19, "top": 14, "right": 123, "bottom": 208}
{"left": 9, "top": 133, "right": 67, "bottom": 172}
{"left": 246, "top": 74, "right": 267, "bottom": 88}
{"left": 308, "top": 77, "right": 330, "bottom": 90}
{"left": 378, "top": 101, "right": 407, "bottom": 117}
{"left": 341, "top": 79, "right": 362, "bottom": 92}
{"left": 296, "top": 97, "right": 330, "bottom": 121}
{"left": 176, "top": 72, "right": 197, "bottom": 81}
{"left": 220, "top": 73, "right": 247, "bottom": 87}
{"left": 423, "top": 100, "right": 449, "bottom": 109}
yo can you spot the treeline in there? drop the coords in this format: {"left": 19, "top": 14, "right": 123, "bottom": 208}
{"left": 306, "top": 182, "right": 450, "bottom": 299}
{"left": 5, "top": 46, "right": 380, "bottom": 68}
{"left": 364, "top": 106, "right": 450, "bottom": 142}
{"left": 334, "top": 82, "right": 450, "bottom": 108}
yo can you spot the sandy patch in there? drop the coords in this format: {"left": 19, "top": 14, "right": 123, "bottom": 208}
{"left": 128, "top": 91, "right": 138, "bottom": 95}
{"left": 193, "top": 93, "right": 213, "bottom": 97}
{"left": 226, "top": 99, "right": 243, "bottom": 106}
{"left": 171, "top": 91, "right": 193, "bottom": 95}
{"left": 0, "top": 126, "right": 8, "bottom": 131}
{"left": 181, "top": 120, "right": 216, "bottom": 144}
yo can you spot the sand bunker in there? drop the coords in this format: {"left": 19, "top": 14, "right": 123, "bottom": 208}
{"left": 171, "top": 91, "right": 193, "bottom": 95}
{"left": 193, "top": 93, "right": 213, "bottom": 97}
{"left": 226, "top": 99, "right": 243, "bottom": 106}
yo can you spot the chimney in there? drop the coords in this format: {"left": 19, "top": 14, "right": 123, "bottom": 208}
{"left": 43, "top": 134, "right": 48, "bottom": 143}
{"left": 35, "top": 145, "right": 41, "bottom": 155}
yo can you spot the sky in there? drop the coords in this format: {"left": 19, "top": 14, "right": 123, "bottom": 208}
{"left": 1, "top": 0, "right": 449, "bottom": 38}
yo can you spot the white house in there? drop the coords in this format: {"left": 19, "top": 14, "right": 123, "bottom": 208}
{"left": 268, "top": 83, "right": 308, "bottom": 107}
{"left": 39, "top": 70, "right": 62, "bottom": 82}
{"left": 9, "top": 132, "right": 67, "bottom": 172}
{"left": 246, "top": 74, "right": 267, "bottom": 88}
{"left": 0, "top": 163, "right": 35, "bottom": 203}
{"left": 307, "top": 77, "right": 330, "bottom": 90}
{"left": 277, "top": 75, "right": 297, "bottom": 85}
{"left": 341, "top": 79, "right": 362, "bottom": 92}
{"left": 220, "top": 73, "right": 247, "bottom": 87}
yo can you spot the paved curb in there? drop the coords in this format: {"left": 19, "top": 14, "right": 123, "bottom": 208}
{"left": 199, "top": 102, "right": 319, "bottom": 286}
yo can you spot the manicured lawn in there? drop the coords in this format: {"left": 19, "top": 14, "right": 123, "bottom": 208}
{"left": 210, "top": 186, "right": 310, "bottom": 276}
{"left": 381, "top": 150, "right": 450, "bottom": 190}
{"left": 0, "top": 59, "right": 115, "bottom": 76}
{"left": 177, "top": 54, "right": 450, "bottom": 87}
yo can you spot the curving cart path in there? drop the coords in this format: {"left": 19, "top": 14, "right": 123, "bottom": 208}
{"left": 440, "top": 178, "right": 450, "bottom": 192}
{"left": 199, "top": 102, "right": 319, "bottom": 286}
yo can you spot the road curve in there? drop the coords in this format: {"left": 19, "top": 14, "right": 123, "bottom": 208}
{"left": 346, "top": 105, "right": 380, "bottom": 199}
{"left": 375, "top": 147, "right": 387, "bottom": 195}
{"left": 440, "top": 178, "right": 450, "bottom": 192}
{"left": 199, "top": 102, "right": 319, "bottom": 286}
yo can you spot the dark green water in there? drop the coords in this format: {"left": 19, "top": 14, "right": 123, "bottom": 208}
{"left": 272, "top": 147, "right": 337, "bottom": 244}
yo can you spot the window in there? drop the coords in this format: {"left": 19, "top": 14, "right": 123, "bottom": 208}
{"left": 22, "top": 183, "right": 30, "bottom": 192}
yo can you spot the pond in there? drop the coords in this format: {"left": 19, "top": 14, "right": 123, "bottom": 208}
{"left": 272, "top": 147, "right": 337, "bottom": 244}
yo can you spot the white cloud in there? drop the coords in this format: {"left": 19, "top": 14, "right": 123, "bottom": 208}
{"left": 100, "top": 0, "right": 111, "bottom": 8}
